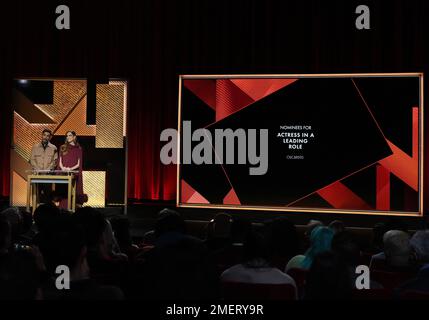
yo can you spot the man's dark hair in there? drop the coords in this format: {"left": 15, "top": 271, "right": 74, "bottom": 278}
{"left": 329, "top": 220, "right": 346, "bottom": 234}
{"left": 243, "top": 231, "right": 269, "bottom": 264}
{"left": 41, "top": 214, "right": 86, "bottom": 272}
{"left": 73, "top": 207, "right": 107, "bottom": 248}
{"left": 34, "top": 203, "right": 61, "bottom": 233}
{"left": 231, "top": 218, "right": 252, "bottom": 243}
{"left": 304, "top": 251, "right": 353, "bottom": 300}
{"left": 54, "top": 217, "right": 85, "bottom": 270}
{"left": 155, "top": 208, "right": 186, "bottom": 237}
{"left": 42, "top": 129, "right": 52, "bottom": 135}
{"left": 264, "top": 218, "right": 300, "bottom": 261}
{"left": 331, "top": 231, "right": 360, "bottom": 267}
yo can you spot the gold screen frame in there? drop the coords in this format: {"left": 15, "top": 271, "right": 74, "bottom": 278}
{"left": 176, "top": 73, "right": 424, "bottom": 217}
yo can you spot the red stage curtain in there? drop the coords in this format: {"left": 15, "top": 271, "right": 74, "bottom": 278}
{"left": 0, "top": 48, "right": 12, "bottom": 198}
{"left": 126, "top": 77, "right": 177, "bottom": 201}
{"left": 0, "top": 112, "right": 11, "bottom": 198}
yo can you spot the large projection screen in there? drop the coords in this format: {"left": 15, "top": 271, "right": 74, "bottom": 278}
{"left": 177, "top": 74, "right": 424, "bottom": 217}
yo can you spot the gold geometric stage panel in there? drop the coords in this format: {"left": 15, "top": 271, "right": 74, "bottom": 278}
{"left": 96, "top": 82, "right": 126, "bottom": 148}
{"left": 37, "top": 80, "right": 87, "bottom": 123}
{"left": 82, "top": 171, "right": 106, "bottom": 208}
{"left": 12, "top": 79, "right": 127, "bottom": 207}
{"left": 10, "top": 149, "right": 32, "bottom": 206}
{"left": 54, "top": 95, "right": 96, "bottom": 136}
{"left": 14, "top": 80, "right": 91, "bottom": 161}
{"left": 12, "top": 171, "right": 27, "bottom": 207}
{"left": 14, "top": 112, "right": 57, "bottom": 161}
{"left": 11, "top": 170, "right": 106, "bottom": 209}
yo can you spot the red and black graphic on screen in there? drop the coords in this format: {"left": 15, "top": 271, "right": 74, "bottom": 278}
{"left": 179, "top": 75, "right": 421, "bottom": 215}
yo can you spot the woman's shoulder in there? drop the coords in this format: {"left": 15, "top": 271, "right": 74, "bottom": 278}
{"left": 285, "top": 255, "right": 306, "bottom": 272}
{"left": 67, "top": 143, "right": 82, "bottom": 149}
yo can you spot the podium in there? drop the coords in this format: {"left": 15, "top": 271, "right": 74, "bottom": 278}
{"left": 26, "top": 170, "right": 78, "bottom": 213}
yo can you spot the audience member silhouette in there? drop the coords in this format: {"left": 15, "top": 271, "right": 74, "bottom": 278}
{"left": 304, "top": 251, "right": 353, "bottom": 300}
{"left": 286, "top": 226, "right": 334, "bottom": 271}
{"left": 264, "top": 218, "right": 300, "bottom": 270}
{"left": 221, "top": 230, "right": 297, "bottom": 295}
{"left": 42, "top": 214, "right": 123, "bottom": 300}
{"left": 0, "top": 203, "right": 427, "bottom": 301}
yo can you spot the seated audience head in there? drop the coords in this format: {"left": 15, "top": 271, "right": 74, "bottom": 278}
{"left": 304, "top": 251, "right": 352, "bottom": 300}
{"left": 329, "top": 220, "right": 345, "bottom": 234}
{"left": 264, "top": 218, "right": 300, "bottom": 261}
{"left": 0, "top": 217, "right": 11, "bottom": 255}
{"left": 33, "top": 203, "right": 61, "bottom": 233}
{"left": 331, "top": 231, "right": 360, "bottom": 267}
{"left": 305, "top": 220, "right": 323, "bottom": 240}
{"left": 230, "top": 218, "right": 252, "bottom": 245}
{"left": 410, "top": 230, "right": 429, "bottom": 263}
{"left": 243, "top": 231, "right": 269, "bottom": 265}
{"left": 0, "top": 207, "right": 23, "bottom": 242}
{"left": 46, "top": 214, "right": 88, "bottom": 279}
{"left": 383, "top": 230, "right": 411, "bottom": 267}
{"left": 302, "top": 226, "right": 334, "bottom": 269}
{"left": 207, "top": 212, "right": 233, "bottom": 239}
{"left": 0, "top": 250, "right": 41, "bottom": 300}
{"left": 73, "top": 207, "right": 107, "bottom": 250}
{"left": 154, "top": 208, "right": 186, "bottom": 237}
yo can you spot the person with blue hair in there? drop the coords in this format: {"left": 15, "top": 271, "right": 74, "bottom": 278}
{"left": 286, "top": 226, "right": 334, "bottom": 271}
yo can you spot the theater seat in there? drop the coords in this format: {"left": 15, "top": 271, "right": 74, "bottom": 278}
{"left": 371, "top": 270, "right": 415, "bottom": 291}
{"left": 399, "top": 290, "right": 429, "bottom": 300}
{"left": 352, "top": 288, "right": 391, "bottom": 300}
{"left": 370, "top": 257, "right": 387, "bottom": 270}
{"left": 286, "top": 268, "right": 308, "bottom": 297}
{"left": 359, "top": 252, "right": 373, "bottom": 266}
{"left": 221, "top": 281, "right": 296, "bottom": 300}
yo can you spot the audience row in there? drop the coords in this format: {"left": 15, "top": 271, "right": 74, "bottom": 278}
{"left": 0, "top": 205, "right": 428, "bottom": 300}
